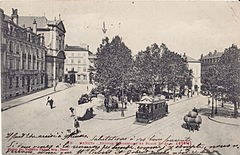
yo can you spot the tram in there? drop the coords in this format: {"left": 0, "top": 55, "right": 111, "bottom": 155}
{"left": 136, "top": 96, "right": 168, "bottom": 123}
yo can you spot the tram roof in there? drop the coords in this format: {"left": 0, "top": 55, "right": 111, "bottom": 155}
{"left": 136, "top": 96, "right": 166, "bottom": 105}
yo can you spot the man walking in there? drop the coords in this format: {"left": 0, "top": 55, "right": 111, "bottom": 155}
{"left": 46, "top": 96, "right": 54, "bottom": 109}
{"left": 69, "top": 107, "right": 75, "bottom": 117}
{"left": 74, "top": 118, "right": 80, "bottom": 133}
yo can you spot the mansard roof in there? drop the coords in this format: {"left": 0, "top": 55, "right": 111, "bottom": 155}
{"left": 19, "top": 16, "right": 48, "bottom": 28}
{"left": 65, "top": 45, "right": 88, "bottom": 52}
{"left": 18, "top": 16, "right": 66, "bottom": 33}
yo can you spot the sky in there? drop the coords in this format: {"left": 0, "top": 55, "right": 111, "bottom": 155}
{"left": 1, "top": 0, "right": 240, "bottom": 59}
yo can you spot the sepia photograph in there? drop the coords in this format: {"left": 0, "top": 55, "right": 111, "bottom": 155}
{"left": 0, "top": 0, "right": 240, "bottom": 155}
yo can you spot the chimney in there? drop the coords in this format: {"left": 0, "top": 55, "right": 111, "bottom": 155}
{"left": 11, "top": 8, "right": 18, "bottom": 25}
{"left": 87, "top": 45, "right": 89, "bottom": 51}
{"left": 200, "top": 54, "right": 203, "bottom": 61}
{"left": 33, "top": 19, "right": 37, "bottom": 33}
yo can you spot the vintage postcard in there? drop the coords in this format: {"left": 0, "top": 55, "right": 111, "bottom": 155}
{"left": 1, "top": 0, "right": 240, "bottom": 155}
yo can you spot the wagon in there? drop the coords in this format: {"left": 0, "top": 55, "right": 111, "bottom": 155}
{"left": 183, "top": 111, "right": 202, "bottom": 131}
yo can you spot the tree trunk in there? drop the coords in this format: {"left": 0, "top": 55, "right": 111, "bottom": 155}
{"left": 152, "top": 83, "right": 155, "bottom": 97}
{"left": 233, "top": 101, "right": 238, "bottom": 118}
{"left": 215, "top": 97, "right": 218, "bottom": 115}
{"left": 167, "top": 85, "right": 170, "bottom": 99}
{"left": 54, "top": 81, "right": 58, "bottom": 91}
{"left": 221, "top": 94, "right": 224, "bottom": 108}
{"left": 173, "top": 87, "right": 176, "bottom": 102}
{"left": 211, "top": 95, "right": 214, "bottom": 117}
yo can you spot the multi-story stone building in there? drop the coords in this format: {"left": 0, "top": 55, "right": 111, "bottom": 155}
{"left": 1, "top": 8, "right": 46, "bottom": 101}
{"left": 18, "top": 14, "right": 66, "bottom": 87}
{"left": 64, "top": 45, "right": 94, "bottom": 84}
{"left": 200, "top": 50, "right": 223, "bottom": 83}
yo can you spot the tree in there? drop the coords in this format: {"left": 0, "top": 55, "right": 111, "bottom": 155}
{"left": 133, "top": 43, "right": 190, "bottom": 101}
{"left": 94, "top": 36, "right": 133, "bottom": 98}
{"left": 161, "top": 49, "right": 190, "bottom": 100}
{"left": 134, "top": 43, "right": 164, "bottom": 96}
{"left": 218, "top": 45, "right": 240, "bottom": 118}
{"left": 203, "top": 65, "right": 220, "bottom": 117}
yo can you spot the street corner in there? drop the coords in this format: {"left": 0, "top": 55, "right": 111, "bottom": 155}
{"left": 208, "top": 116, "right": 240, "bottom": 127}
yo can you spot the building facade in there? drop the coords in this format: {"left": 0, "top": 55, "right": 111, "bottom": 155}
{"left": 1, "top": 9, "right": 46, "bottom": 101}
{"left": 18, "top": 15, "right": 66, "bottom": 87}
{"left": 185, "top": 55, "right": 201, "bottom": 92}
{"left": 64, "top": 45, "right": 93, "bottom": 84}
{"left": 200, "top": 50, "right": 223, "bottom": 84}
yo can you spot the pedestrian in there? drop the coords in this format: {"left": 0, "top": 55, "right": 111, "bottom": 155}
{"left": 89, "top": 107, "right": 93, "bottom": 116}
{"left": 104, "top": 96, "right": 109, "bottom": 112}
{"left": 46, "top": 96, "right": 54, "bottom": 109}
{"left": 124, "top": 96, "right": 128, "bottom": 109}
{"left": 69, "top": 107, "right": 75, "bottom": 117}
{"left": 74, "top": 118, "right": 80, "bottom": 134}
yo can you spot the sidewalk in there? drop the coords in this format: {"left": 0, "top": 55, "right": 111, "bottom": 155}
{"left": 208, "top": 116, "right": 240, "bottom": 126}
{"left": 206, "top": 104, "right": 240, "bottom": 126}
{"left": 1, "top": 82, "right": 74, "bottom": 111}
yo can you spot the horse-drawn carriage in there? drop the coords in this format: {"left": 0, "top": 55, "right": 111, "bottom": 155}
{"left": 183, "top": 108, "right": 202, "bottom": 131}
{"left": 136, "top": 96, "right": 168, "bottom": 123}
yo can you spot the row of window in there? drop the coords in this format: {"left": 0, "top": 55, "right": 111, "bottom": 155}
{"left": 65, "top": 67, "right": 87, "bottom": 72}
{"left": 202, "top": 57, "right": 220, "bottom": 64}
{"left": 8, "top": 41, "right": 45, "bottom": 59}
{"left": 65, "top": 59, "right": 87, "bottom": 64}
{"left": 66, "top": 52, "right": 87, "bottom": 57}
{"left": 6, "top": 56, "right": 45, "bottom": 71}
{"left": 8, "top": 75, "right": 44, "bottom": 89}
{"left": 77, "top": 74, "right": 87, "bottom": 80}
